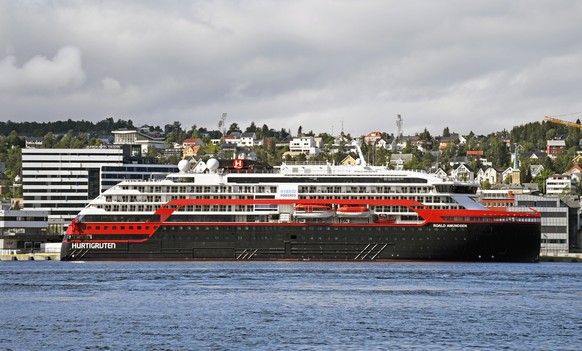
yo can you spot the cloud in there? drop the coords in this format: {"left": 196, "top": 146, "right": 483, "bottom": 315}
{"left": 1, "top": 1, "right": 582, "bottom": 136}
{"left": 101, "top": 77, "right": 123, "bottom": 95}
{"left": 0, "top": 46, "right": 86, "bottom": 93}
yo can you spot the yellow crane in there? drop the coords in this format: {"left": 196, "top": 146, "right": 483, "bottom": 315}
{"left": 544, "top": 115, "right": 582, "bottom": 129}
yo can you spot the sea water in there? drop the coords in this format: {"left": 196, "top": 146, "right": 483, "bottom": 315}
{"left": 0, "top": 261, "right": 580, "bottom": 351}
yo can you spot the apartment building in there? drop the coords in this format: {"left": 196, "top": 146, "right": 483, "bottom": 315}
{"left": 22, "top": 146, "right": 177, "bottom": 234}
{"left": 509, "top": 194, "right": 579, "bottom": 254}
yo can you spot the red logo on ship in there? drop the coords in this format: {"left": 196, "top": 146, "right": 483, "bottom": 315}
{"left": 233, "top": 159, "right": 244, "bottom": 170}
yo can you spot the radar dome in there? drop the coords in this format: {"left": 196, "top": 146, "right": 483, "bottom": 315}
{"left": 178, "top": 159, "right": 190, "bottom": 173}
{"left": 207, "top": 158, "right": 220, "bottom": 171}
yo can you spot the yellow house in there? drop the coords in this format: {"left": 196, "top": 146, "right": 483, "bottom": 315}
{"left": 340, "top": 155, "right": 357, "bottom": 166}
{"left": 183, "top": 138, "right": 203, "bottom": 159}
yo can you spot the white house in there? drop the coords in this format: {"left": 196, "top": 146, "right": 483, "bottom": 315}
{"left": 530, "top": 164, "right": 545, "bottom": 179}
{"left": 546, "top": 174, "right": 574, "bottom": 195}
{"left": 450, "top": 164, "right": 474, "bottom": 182}
{"left": 289, "top": 136, "right": 320, "bottom": 156}
{"left": 223, "top": 135, "right": 239, "bottom": 145}
{"left": 564, "top": 164, "right": 582, "bottom": 184}
{"left": 238, "top": 132, "right": 256, "bottom": 147}
{"left": 364, "top": 131, "right": 383, "bottom": 144}
{"left": 476, "top": 167, "right": 498, "bottom": 185}
{"left": 389, "top": 154, "right": 413, "bottom": 170}
{"left": 501, "top": 167, "right": 513, "bottom": 183}
{"left": 112, "top": 130, "right": 167, "bottom": 156}
{"left": 431, "top": 168, "right": 448, "bottom": 180}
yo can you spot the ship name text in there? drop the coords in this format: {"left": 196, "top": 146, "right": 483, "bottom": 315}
{"left": 71, "top": 243, "right": 116, "bottom": 250}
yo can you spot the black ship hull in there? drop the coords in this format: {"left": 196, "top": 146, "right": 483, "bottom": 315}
{"left": 61, "top": 221, "right": 541, "bottom": 262}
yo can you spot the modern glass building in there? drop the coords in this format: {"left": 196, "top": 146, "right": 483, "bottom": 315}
{"left": 510, "top": 194, "right": 579, "bottom": 254}
{"left": 22, "top": 146, "right": 177, "bottom": 234}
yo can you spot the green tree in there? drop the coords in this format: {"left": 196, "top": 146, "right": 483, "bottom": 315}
{"left": 56, "top": 130, "right": 75, "bottom": 148}
{"left": 5, "top": 146, "right": 22, "bottom": 184}
{"left": 245, "top": 122, "right": 257, "bottom": 133}
{"left": 419, "top": 128, "right": 432, "bottom": 141}
{"left": 228, "top": 123, "right": 240, "bottom": 134}
{"left": 442, "top": 127, "right": 450, "bottom": 137}
{"left": 190, "top": 125, "right": 200, "bottom": 139}
{"left": 42, "top": 132, "right": 56, "bottom": 148}
{"left": 565, "top": 121, "right": 581, "bottom": 148}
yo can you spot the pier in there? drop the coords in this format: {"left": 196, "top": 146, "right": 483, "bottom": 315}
{"left": 540, "top": 253, "right": 582, "bottom": 263}
{"left": 0, "top": 251, "right": 61, "bottom": 261}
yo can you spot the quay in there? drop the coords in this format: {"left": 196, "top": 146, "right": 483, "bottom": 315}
{"left": 0, "top": 251, "right": 61, "bottom": 261}
{"left": 540, "top": 253, "right": 582, "bottom": 263}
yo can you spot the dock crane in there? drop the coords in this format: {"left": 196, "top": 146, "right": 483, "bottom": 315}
{"left": 544, "top": 115, "right": 582, "bottom": 129}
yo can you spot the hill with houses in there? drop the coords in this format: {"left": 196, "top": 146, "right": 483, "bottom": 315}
{"left": 2, "top": 116, "right": 582, "bottom": 198}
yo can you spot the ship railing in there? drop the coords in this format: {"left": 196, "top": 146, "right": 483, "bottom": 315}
{"left": 282, "top": 161, "right": 329, "bottom": 166}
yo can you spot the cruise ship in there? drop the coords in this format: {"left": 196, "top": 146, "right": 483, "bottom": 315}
{"left": 61, "top": 155, "right": 541, "bottom": 262}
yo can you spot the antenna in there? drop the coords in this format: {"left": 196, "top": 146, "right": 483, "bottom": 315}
{"left": 396, "top": 114, "right": 403, "bottom": 138}
{"left": 218, "top": 113, "right": 227, "bottom": 135}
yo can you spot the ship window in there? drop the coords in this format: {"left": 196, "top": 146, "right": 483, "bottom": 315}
{"left": 129, "top": 226, "right": 134, "bottom": 230}
{"left": 112, "top": 226, "right": 117, "bottom": 230}
{"left": 137, "top": 226, "right": 142, "bottom": 230}
{"left": 96, "top": 226, "right": 100, "bottom": 230}
{"left": 104, "top": 226, "right": 109, "bottom": 230}
{"left": 121, "top": 226, "right": 125, "bottom": 230}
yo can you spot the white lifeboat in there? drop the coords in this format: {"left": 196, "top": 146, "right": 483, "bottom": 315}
{"left": 293, "top": 204, "right": 334, "bottom": 218}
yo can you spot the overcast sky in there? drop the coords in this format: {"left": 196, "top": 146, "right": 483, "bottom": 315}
{"left": 1, "top": 0, "right": 581, "bottom": 137}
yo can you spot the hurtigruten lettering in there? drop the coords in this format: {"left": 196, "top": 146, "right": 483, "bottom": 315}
{"left": 71, "top": 243, "right": 116, "bottom": 249}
